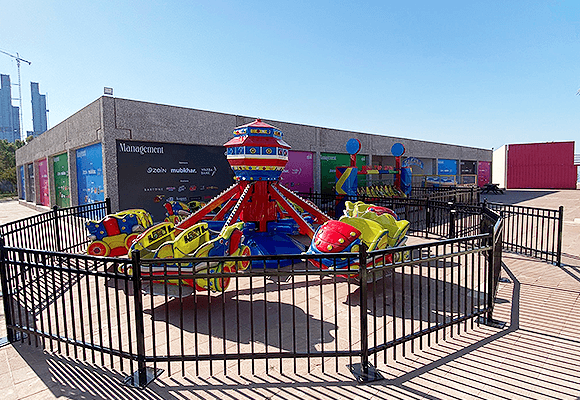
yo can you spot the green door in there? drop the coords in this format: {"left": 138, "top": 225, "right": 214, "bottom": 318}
{"left": 53, "top": 153, "right": 70, "bottom": 208}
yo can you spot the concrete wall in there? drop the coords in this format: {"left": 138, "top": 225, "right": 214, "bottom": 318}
{"left": 17, "top": 96, "right": 493, "bottom": 211}
{"left": 17, "top": 99, "right": 102, "bottom": 163}
{"left": 17, "top": 98, "right": 103, "bottom": 207}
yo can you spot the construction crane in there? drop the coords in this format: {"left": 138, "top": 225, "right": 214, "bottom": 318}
{"left": 0, "top": 49, "right": 31, "bottom": 140}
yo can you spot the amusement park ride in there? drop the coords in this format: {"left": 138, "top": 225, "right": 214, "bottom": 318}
{"left": 172, "top": 118, "right": 331, "bottom": 262}
{"left": 86, "top": 118, "right": 410, "bottom": 291}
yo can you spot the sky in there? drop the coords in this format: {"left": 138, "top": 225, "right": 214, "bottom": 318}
{"left": 1, "top": 1, "right": 579, "bottom": 151}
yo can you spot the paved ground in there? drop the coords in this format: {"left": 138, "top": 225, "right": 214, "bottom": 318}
{"left": 1, "top": 192, "right": 579, "bottom": 400}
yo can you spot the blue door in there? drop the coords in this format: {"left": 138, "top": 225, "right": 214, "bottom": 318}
{"left": 19, "top": 165, "right": 25, "bottom": 200}
{"left": 76, "top": 143, "right": 104, "bottom": 205}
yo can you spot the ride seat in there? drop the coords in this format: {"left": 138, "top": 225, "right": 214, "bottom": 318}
{"left": 155, "top": 222, "right": 210, "bottom": 258}
{"left": 358, "top": 211, "right": 410, "bottom": 246}
{"left": 339, "top": 216, "right": 385, "bottom": 249}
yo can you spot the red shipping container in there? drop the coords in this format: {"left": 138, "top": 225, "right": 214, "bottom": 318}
{"left": 506, "top": 142, "right": 576, "bottom": 189}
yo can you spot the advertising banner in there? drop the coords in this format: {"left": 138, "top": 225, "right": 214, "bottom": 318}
{"left": 279, "top": 150, "right": 314, "bottom": 193}
{"left": 116, "top": 140, "right": 235, "bottom": 222}
{"left": 477, "top": 161, "right": 491, "bottom": 187}
{"left": 76, "top": 143, "right": 104, "bottom": 205}
{"left": 437, "top": 159, "right": 458, "bottom": 175}
{"left": 37, "top": 158, "right": 50, "bottom": 206}
{"left": 320, "top": 153, "right": 367, "bottom": 194}
{"left": 19, "top": 165, "right": 25, "bottom": 200}
{"left": 460, "top": 160, "right": 476, "bottom": 175}
{"left": 53, "top": 153, "right": 70, "bottom": 208}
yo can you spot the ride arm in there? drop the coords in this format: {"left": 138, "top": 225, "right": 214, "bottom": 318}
{"left": 175, "top": 184, "right": 241, "bottom": 232}
{"left": 270, "top": 185, "right": 316, "bottom": 238}
{"left": 275, "top": 184, "right": 331, "bottom": 225}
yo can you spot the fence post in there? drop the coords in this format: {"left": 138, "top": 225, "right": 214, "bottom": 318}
{"left": 359, "top": 244, "right": 368, "bottom": 372}
{"left": 0, "top": 235, "right": 15, "bottom": 346}
{"left": 124, "top": 250, "right": 160, "bottom": 388}
{"left": 556, "top": 206, "right": 564, "bottom": 267}
{"left": 425, "top": 199, "right": 431, "bottom": 238}
{"left": 349, "top": 243, "right": 382, "bottom": 382}
{"left": 480, "top": 207, "right": 506, "bottom": 328}
{"left": 448, "top": 201, "right": 456, "bottom": 239}
{"left": 105, "top": 197, "right": 112, "bottom": 215}
{"left": 486, "top": 225, "right": 495, "bottom": 323}
{"left": 53, "top": 205, "right": 61, "bottom": 252}
{"left": 449, "top": 209, "right": 457, "bottom": 239}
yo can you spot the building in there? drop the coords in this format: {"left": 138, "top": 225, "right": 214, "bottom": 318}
{"left": 30, "top": 82, "right": 48, "bottom": 137}
{"left": 492, "top": 142, "right": 577, "bottom": 189}
{"left": 0, "top": 74, "right": 20, "bottom": 142}
{"left": 15, "top": 96, "right": 492, "bottom": 221}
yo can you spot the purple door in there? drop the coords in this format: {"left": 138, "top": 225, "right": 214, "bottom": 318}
{"left": 279, "top": 151, "right": 314, "bottom": 193}
{"left": 37, "top": 158, "right": 50, "bottom": 206}
{"left": 477, "top": 161, "right": 491, "bottom": 187}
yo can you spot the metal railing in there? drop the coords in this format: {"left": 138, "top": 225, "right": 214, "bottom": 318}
{"left": 0, "top": 199, "right": 110, "bottom": 253}
{"left": 0, "top": 197, "right": 504, "bottom": 386}
{"left": 487, "top": 202, "right": 563, "bottom": 266}
{"left": 297, "top": 193, "right": 482, "bottom": 240}
{"left": 0, "top": 232, "right": 498, "bottom": 386}
{"left": 0, "top": 246, "right": 134, "bottom": 366}
{"left": 299, "top": 192, "right": 562, "bottom": 267}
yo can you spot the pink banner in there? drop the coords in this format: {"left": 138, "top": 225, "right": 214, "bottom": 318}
{"left": 37, "top": 158, "right": 50, "bottom": 206}
{"left": 477, "top": 161, "right": 491, "bottom": 187}
{"left": 279, "top": 151, "right": 314, "bottom": 193}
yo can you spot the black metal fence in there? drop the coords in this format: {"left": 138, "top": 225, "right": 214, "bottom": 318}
{"left": 487, "top": 202, "right": 563, "bottom": 266}
{"left": 0, "top": 197, "right": 507, "bottom": 386}
{"left": 300, "top": 192, "right": 562, "bottom": 267}
{"left": 0, "top": 246, "right": 134, "bottom": 369}
{"left": 298, "top": 193, "right": 483, "bottom": 240}
{"left": 0, "top": 236, "right": 499, "bottom": 385}
{"left": 0, "top": 200, "right": 110, "bottom": 253}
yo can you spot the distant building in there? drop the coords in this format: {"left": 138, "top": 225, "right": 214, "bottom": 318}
{"left": 31, "top": 82, "right": 47, "bottom": 137}
{"left": 0, "top": 74, "right": 21, "bottom": 142}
